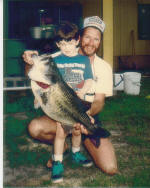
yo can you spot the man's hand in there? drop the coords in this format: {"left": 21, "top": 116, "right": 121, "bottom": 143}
{"left": 80, "top": 125, "right": 89, "bottom": 135}
{"left": 22, "top": 50, "right": 38, "bottom": 65}
{"left": 76, "top": 91, "right": 84, "bottom": 100}
{"left": 86, "top": 110, "right": 95, "bottom": 124}
{"left": 73, "top": 111, "right": 95, "bottom": 135}
{"left": 89, "top": 93, "right": 105, "bottom": 116}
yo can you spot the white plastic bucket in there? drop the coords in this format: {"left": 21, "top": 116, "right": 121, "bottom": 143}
{"left": 113, "top": 73, "right": 124, "bottom": 91}
{"left": 123, "top": 72, "right": 141, "bottom": 95}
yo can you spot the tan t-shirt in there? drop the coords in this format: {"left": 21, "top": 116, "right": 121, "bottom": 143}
{"left": 84, "top": 54, "right": 113, "bottom": 102}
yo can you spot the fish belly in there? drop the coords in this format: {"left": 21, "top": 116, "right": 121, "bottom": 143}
{"left": 31, "top": 80, "right": 76, "bottom": 129}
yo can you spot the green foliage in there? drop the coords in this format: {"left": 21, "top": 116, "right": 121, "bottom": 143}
{"left": 101, "top": 77, "right": 150, "bottom": 125}
{"left": 4, "top": 116, "right": 27, "bottom": 137}
{"left": 101, "top": 93, "right": 150, "bottom": 123}
{"left": 4, "top": 115, "right": 49, "bottom": 168}
{"left": 41, "top": 180, "right": 52, "bottom": 186}
{"left": 26, "top": 108, "right": 44, "bottom": 119}
{"left": 82, "top": 169, "right": 150, "bottom": 187}
{"left": 100, "top": 83, "right": 150, "bottom": 139}
{"left": 125, "top": 135, "right": 149, "bottom": 146}
{"left": 4, "top": 91, "right": 34, "bottom": 113}
{"left": 7, "top": 148, "right": 50, "bottom": 168}
{"left": 131, "top": 169, "right": 150, "bottom": 186}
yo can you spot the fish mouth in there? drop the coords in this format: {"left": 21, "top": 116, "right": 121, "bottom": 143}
{"left": 36, "top": 81, "right": 50, "bottom": 89}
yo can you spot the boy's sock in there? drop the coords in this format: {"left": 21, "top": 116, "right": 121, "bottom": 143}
{"left": 53, "top": 154, "right": 63, "bottom": 162}
{"left": 72, "top": 146, "right": 80, "bottom": 153}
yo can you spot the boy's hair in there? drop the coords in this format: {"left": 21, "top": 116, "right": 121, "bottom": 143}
{"left": 55, "top": 21, "right": 79, "bottom": 42}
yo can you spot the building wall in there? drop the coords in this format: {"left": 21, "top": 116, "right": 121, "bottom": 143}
{"left": 80, "top": 0, "right": 102, "bottom": 18}
{"left": 113, "top": 0, "right": 150, "bottom": 57}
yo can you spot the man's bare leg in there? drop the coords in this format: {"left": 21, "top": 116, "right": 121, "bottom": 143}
{"left": 28, "top": 115, "right": 57, "bottom": 143}
{"left": 84, "top": 137, "right": 118, "bottom": 175}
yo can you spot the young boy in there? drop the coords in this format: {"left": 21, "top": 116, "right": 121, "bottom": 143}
{"left": 49, "top": 22, "right": 93, "bottom": 183}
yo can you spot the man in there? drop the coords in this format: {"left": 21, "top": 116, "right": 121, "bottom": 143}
{"left": 23, "top": 16, "right": 118, "bottom": 176}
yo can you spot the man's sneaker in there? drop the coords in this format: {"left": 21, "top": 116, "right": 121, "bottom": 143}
{"left": 51, "top": 161, "right": 64, "bottom": 183}
{"left": 72, "top": 151, "right": 93, "bottom": 167}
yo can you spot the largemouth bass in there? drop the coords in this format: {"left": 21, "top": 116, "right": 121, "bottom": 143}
{"left": 28, "top": 54, "right": 104, "bottom": 147}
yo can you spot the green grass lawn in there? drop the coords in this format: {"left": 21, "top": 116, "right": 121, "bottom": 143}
{"left": 3, "top": 77, "right": 150, "bottom": 187}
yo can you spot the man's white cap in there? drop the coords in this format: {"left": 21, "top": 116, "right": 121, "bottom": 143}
{"left": 83, "top": 16, "right": 105, "bottom": 33}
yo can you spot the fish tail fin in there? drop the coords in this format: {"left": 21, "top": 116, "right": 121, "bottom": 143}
{"left": 93, "top": 126, "right": 111, "bottom": 137}
{"left": 89, "top": 135, "right": 100, "bottom": 148}
{"left": 83, "top": 127, "right": 111, "bottom": 148}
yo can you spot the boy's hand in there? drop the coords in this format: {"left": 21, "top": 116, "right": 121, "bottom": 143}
{"left": 73, "top": 123, "right": 88, "bottom": 135}
{"left": 73, "top": 109, "right": 95, "bottom": 135}
{"left": 22, "top": 50, "right": 38, "bottom": 65}
{"left": 80, "top": 125, "right": 89, "bottom": 135}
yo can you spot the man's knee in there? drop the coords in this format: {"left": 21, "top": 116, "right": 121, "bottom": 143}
{"left": 28, "top": 119, "right": 42, "bottom": 139}
{"left": 97, "top": 162, "right": 118, "bottom": 175}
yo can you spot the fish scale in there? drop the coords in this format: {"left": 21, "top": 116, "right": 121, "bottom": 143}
{"left": 56, "top": 84, "right": 90, "bottom": 126}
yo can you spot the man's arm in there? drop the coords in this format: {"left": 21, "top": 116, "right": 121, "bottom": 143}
{"left": 22, "top": 50, "right": 38, "bottom": 65}
{"left": 87, "top": 93, "right": 105, "bottom": 116}
{"left": 76, "top": 79, "right": 93, "bottom": 100}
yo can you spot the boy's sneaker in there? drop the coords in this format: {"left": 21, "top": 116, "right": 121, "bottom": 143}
{"left": 51, "top": 161, "right": 64, "bottom": 183}
{"left": 72, "top": 151, "right": 93, "bottom": 167}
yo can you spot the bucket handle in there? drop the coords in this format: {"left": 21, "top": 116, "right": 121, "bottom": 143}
{"left": 114, "top": 74, "right": 124, "bottom": 87}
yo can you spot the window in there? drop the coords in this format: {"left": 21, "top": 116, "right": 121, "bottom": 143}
{"left": 8, "top": 1, "right": 82, "bottom": 39}
{"left": 138, "top": 4, "right": 150, "bottom": 40}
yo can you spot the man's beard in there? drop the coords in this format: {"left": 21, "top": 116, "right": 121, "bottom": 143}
{"left": 81, "top": 44, "right": 98, "bottom": 57}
